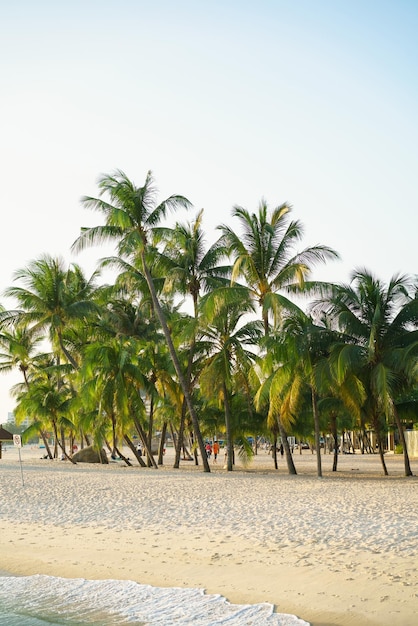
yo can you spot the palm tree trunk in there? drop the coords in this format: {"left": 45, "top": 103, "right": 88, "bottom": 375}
{"left": 141, "top": 256, "right": 210, "bottom": 472}
{"left": 311, "top": 387, "right": 322, "bottom": 478}
{"left": 170, "top": 422, "right": 177, "bottom": 450}
{"left": 330, "top": 413, "right": 338, "bottom": 472}
{"left": 124, "top": 434, "right": 147, "bottom": 467}
{"left": 111, "top": 414, "right": 118, "bottom": 458}
{"left": 132, "top": 412, "right": 158, "bottom": 469}
{"left": 374, "top": 418, "right": 389, "bottom": 476}
{"left": 173, "top": 407, "right": 186, "bottom": 468}
{"left": 40, "top": 430, "right": 53, "bottom": 459}
{"left": 393, "top": 407, "right": 413, "bottom": 477}
{"left": 174, "top": 322, "right": 198, "bottom": 468}
{"left": 158, "top": 421, "right": 168, "bottom": 465}
{"left": 60, "top": 425, "right": 67, "bottom": 459}
{"left": 147, "top": 394, "right": 155, "bottom": 467}
{"left": 53, "top": 420, "right": 76, "bottom": 464}
{"left": 59, "top": 335, "right": 79, "bottom": 370}
{"left": 272, "top": 429, "right": 278, "bottom": 470}
{"left": 277, "top": 418, "right": 297, "bottom": 474}
{"left": 223, "top": 382, "right": 234, "bottom": 471}
{"left": 113, "top": 442, "right": 132, "bottom": 466}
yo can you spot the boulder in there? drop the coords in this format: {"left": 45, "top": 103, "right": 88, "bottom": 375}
{"left": 72, "top": 446, "right": 108, "bottom": 464}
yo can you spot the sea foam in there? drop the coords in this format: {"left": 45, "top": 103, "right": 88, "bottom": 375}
{"left": 0, "top": 575, "right": 309, "bottom": 625}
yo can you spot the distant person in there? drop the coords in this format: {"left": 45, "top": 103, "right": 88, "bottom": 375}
{"left": 280, "top": 443, "right": 284, "bottom": 457}
{"left": 205, "top": 442, "right": 212, "bottom": 459}
{"left": 212, "top": 441, "right": 220, "bottom": 463}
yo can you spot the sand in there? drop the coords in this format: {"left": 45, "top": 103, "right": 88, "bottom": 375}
{"left": 0, "top": 445, "right": 417, "bottom": 626}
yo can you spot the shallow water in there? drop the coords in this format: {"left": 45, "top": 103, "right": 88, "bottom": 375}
{"left": 0, "top": 575, "right": 309, "bottom": 625}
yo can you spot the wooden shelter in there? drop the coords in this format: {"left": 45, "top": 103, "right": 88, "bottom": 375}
{"left": 0, "top": 424, "right": 13, "bottom": 459}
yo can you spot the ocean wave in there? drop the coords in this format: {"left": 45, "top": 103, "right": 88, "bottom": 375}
{"left": 0, "top": 575, "right": 309, "bottom": 625}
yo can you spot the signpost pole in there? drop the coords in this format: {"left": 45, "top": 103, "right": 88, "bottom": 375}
{"left": 13, "top": 434, "right": 24, "bottom": 487}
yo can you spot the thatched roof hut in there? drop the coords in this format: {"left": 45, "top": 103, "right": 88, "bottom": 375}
{"left": 0, "top": 424, "right": 13, "bottom": 459}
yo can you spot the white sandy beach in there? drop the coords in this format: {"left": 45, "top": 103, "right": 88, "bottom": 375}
{"left": 0, "top": 446, "right": 417, "bottom": 626}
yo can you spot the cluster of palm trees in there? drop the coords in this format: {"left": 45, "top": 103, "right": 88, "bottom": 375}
{"left": 1, "top": 170, "right": 417, "bottom": 476}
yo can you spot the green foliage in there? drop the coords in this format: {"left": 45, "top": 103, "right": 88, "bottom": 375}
{"left": 2, "top": 173, "right": 418, "bottom": 477}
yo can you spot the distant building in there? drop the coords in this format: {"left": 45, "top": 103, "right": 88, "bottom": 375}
{"left": 6, "top": 412, "right": 30, "bottom": 427}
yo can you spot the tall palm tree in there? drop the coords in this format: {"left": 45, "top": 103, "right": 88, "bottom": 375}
{"left": 157, "top": 209, "right": 229, "bottom": 467}
{"left": 79, "top": 336, "right": 156, "bottom": 466}
{"left": 199, "top": 288, "right": 262, "bottom": 471}
{"left": 0, "top": 322, "right": 43, "bottom": 388}
{"left": 0, "top": 323, "right": 54, "bottom": 457}
{"left": 72, "top": 170, "right": 211, "bottom": 471}
{"left": 216, "top": 200, "right": 339, "bottom": 471}
{"left": 159, "top": 208, "right": 229, "bottom": 311}
{"left": 4, "top": 255, "right": 99, "bottom": 370}
{"left": 281, "top": 309, "right": 331, "bottom": 477}
{"left": 13, "top": 359, "right": 76, "bottom": 463}
{"left": 316, "top": 269, "right": 418, "bottom": 476}
{"left": 3, "top": 258, "right": 99, "bottom": 456}
{"left": 216, "top": 200, "right": 339, "bottom": 334}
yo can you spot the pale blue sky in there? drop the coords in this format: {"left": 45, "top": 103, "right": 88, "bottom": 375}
{"left": 1, "top": 0, "right": 417, "bottom": 418}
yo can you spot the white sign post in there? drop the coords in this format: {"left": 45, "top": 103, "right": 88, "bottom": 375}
{"left": 13, "top": 434, "right": 24, "bottom": 486}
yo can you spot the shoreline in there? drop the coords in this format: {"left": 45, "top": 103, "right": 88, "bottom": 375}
{"left": 1, "top": 449, "right": 417, "bottom": 626}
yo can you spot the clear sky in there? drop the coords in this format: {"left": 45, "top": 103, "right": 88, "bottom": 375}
{"left": 1, "top": 0, "right": 417, "bottom": 419}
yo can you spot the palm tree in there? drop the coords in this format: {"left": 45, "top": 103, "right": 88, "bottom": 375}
{"left": 216, "top": 199, "right": 339, "bottom": 334}
{"left": 216, "top": 200, "right": 339, "bottom": 471}
{"left": 157, "top": 209, "right": 228, "bottom": 467}
{"left": 13, "top": 359, "right": 76, "bottom": 463}
{"left": 4, "top": 255, "right": 99, "bottom": 370}
{"left": 0, "top": 323, "right": 54, "bottom": 457}
{"left": 159, "top": 208, "right": 229, "bottom": 309}
{"left": 72, "top": 170, "right": 211, "bottom": 471}
{"left": 316, "top": 269, "right": 418, "bottom": 476}
{"left": 93, "top": 261, "right": 189, "bottom": 468}
{"left": 3, "top": 257, "right": 100, "bottom": 457}
{"left": 199, "top": 288, "right": 262, "bottom": 471}
{"left": 282, "top": 310, "right": 331, "bottom": 477}
{"left": 79, "top": 336, "right": 156, "bottom": 466}
{"left": 0, "top": 322, "right": 42, "bottom": 388}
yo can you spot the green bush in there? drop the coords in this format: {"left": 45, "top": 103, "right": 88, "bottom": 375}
{"left": 394, "top": 443, "right": 403, "bottom": 454}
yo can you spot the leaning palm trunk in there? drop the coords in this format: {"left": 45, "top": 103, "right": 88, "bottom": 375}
{"left": 311, "top": 388, "right": 322, "bottom": 478}
{"left": 124, "top": 435, "right": 147, "bottom": 467}
{"left": 146, "top": 394, "right": 155, "bottom": 467}
{"left": 60, "top": 426, "right": 66, "bottom": 458}
{"left": 277, "top": 418, "right": 297, "bottom": 475}
{"left": 52, "top": 420, "right": 76, "bottom": 464}
{"left": 39, "top": 429, "right": 53, "bottom": 459}
{"left": 393, "top": 407, "right": 412, "bottom": 477}
{"left": 173, "top": 407, "right": 186, "bottom": 468}
{"left": 330, "top": 413, "right": 338, "bottom": 472}
{"left": 58, "top": 332, "right": 78, "bottom": 371}
{"left": 373, "top": 417, "right": 388, "bottom": 476}
{"left": 132, "top": 412, "right": 158, "bottom": 469}
{"left": 141, "top": 256, "right": 210, "bottom": 472}
{"left": 157, "top": 421, "right": 168, "bottom": 465}
{"left": 113, "top": 442, "right": 132, "bottom": 466}
{"left": 174, "top": 329, "right": 197, "bottom": 468}
{"left": 271, "top": 429, "right": 278, "bottom": 470}
{"left": 223, "top": 382, "right": 234, "bottom": 471}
